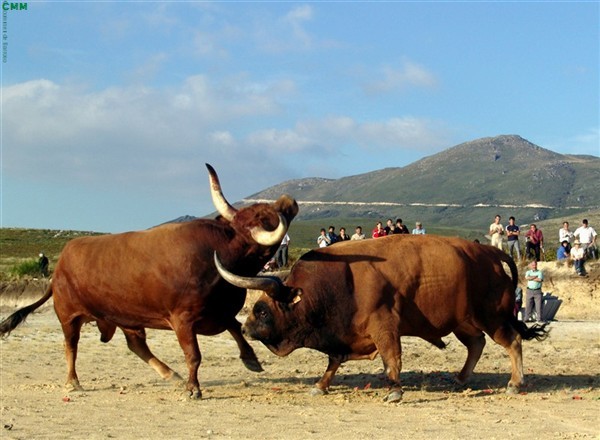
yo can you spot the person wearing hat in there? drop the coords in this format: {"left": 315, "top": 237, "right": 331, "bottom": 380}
{"left": 570, "top": 240, "right": 587, "bottom": 276}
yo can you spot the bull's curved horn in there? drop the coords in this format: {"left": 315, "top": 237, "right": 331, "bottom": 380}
{"left": 250, "top": 213, "right": 288, "bottom": 246}
{"left": 206, "top": 163, "right": 237, "bottom": 221}
{"left": 214, "top": 252, "right": 282, "bottom": 299}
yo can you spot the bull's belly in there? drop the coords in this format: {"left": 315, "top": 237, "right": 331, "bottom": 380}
{"left": 52, "top": 290, "right": 242, "bottom": 334}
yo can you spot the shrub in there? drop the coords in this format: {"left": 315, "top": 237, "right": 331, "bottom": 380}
{"left": 9, "top": 259, "right": 45, "bottom": 278}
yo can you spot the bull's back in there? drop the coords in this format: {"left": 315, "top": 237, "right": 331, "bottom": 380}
{"left": 52, "top": 227, "right": 212, "bottom": 327}
{"left": 320, "top": 235, "right": 506, "bottom": 331}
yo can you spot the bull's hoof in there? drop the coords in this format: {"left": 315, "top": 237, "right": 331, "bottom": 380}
{"left": 65, "top": 382, "right": 84, "bottom": 392}
{"left": 506, "top": 384, "right": 520, "bottom": 395}
{"left": 383, "top": 390, "right": 403, "bottom": 403}
{"left": 187, "top": 389, "right": 202, "bottom": 400}
{"left": 241, "top": 357, "right": 264, "bottom": 373}
{"left": 309, "top": 387, "right": 327, "bottom": 397}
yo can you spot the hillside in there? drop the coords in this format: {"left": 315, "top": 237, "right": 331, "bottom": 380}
{"left": 246, "top": 135, "right": 599, "bottom": 228}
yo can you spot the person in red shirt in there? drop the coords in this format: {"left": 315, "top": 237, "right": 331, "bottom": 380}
{"left": 525, "top": 224, "right": 544, "bottom": 261}
{"left": 372, "top": 221, "right": 387, "bottom": 238}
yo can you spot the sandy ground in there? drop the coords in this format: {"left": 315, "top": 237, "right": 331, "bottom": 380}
{"left": 1, "top": 261, "right": 599, "bottom": 439}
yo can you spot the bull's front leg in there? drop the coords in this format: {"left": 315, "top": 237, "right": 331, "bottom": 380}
{"left": 173, "top": 323, "right": 202, "bottom": 399}
{"left": 372, "top": 329, "right": 403, "bottom": 403}
{"left": 311, "top": 355, "right": 344, "bottom": 396}
{"left": 226, "top": 318, "right": 263, "bottom": 372}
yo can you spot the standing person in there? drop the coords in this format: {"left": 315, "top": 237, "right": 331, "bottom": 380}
{"left": 275, "top": 233, "right": 290, "bottom": 268}
{"left": 351, "top": 226, "right": 366, "bottom": 240}
{"left": 505, "top": 216, "right": 521, "bottom": 260}
{"left": 372, "top": 221, "right": 387, "bottom": 238}
{"left": 574, "top": 219, "right": 597, "bottom": 259}
{"left": 489, "top": 215, "right": 504, "bottom": 250}
{"left": 570, "top": 240, "right": 587, "bottom": 276}
{"left": 38, "top": 252, "right": 49, "bottom": 277}
{"left": 525, "top": 224, "right": 544, "bottom": 261}
{"left": 524, "top": 261, "right": 544, "bottom": 323}
{"left": 317, "top": 229, "right": 330, "bottom": 248}
{"left": 384, "top": 219, "right": 395, "bottom": 235}
{"left": 327, "top": 226, "right": 338, "bottom": 245}
{"left": 412, "top": 222, "right": 426, "bottom": 235}
{"left": 394, "top": 218, "right": 410, "bottom": 234}
{"left": 559, "top": 221, "right": 573, "bottom": 253}
{"left": 338, "top": 227, "right": 350, "bottom": 241}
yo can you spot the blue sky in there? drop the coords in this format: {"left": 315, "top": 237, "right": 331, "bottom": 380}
{"left": 2, "top": 1, "right": 598, "bottom": 232}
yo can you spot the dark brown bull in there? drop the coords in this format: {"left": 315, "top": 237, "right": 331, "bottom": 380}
{"left": 215, "top": 234, "right": 548, "bottom": 402}
{"left": 0, "top": 164, "right": 298, "bottom": 398}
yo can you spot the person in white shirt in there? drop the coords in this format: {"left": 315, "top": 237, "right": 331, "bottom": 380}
{"left": 488, "top": 215, "right": 504, "bottom": 250}
{"left": 351, "top": 226, "right": 365, "bottom": 240}
{"left": 574, "top": 219, "right": 597, "bottom": 259}
{"left": 559, "top": 221, "right": 573, "bottom": 250}
{"left": 570, "top": 240, "right": 587, "bottom": 276}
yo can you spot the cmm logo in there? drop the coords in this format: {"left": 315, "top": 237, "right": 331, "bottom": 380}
{"left": 3, "top": 2, "right": 27, "bottom": 10}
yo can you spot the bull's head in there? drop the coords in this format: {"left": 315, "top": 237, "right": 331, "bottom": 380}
{"left": 206, "top": 163, "right": 298, "bottom": 246}
{"left": 214, "top": 252, "right": 302, "bottom": 356}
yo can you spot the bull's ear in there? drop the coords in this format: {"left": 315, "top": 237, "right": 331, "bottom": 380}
{"left": 290, "top": 288, "right": 303, "bottom": 305}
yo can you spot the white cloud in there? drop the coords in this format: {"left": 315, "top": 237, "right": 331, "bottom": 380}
{"left": 364, "top": 59, "right": 438, "bottom": 94}
{"left": 2, "top": 76, "right": 289, "bottom": 192}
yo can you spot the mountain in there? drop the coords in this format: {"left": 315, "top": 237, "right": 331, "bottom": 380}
{"left": 243, "top": 135, "right": 600, "bottom": 228}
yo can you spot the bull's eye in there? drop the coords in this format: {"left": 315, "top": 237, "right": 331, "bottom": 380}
{"left": 253, "top": 302, "right": 271, "bottom": 322}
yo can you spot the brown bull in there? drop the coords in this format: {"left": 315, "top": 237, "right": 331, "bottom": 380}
{"left": 0, "top": 164, "right": 298, "bottom": 398}
{"left": 215, "top": 234, "right": 548, "bottom": 402}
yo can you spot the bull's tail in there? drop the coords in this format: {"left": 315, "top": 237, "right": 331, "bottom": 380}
{"left": 497, "top": 251, "right": 519, "bottom": 290}
{"left": 512, "top": 318, "right": 550, "bottom": 342}
{"left": 0, "top": 283, "right": 53, "bottom": 338}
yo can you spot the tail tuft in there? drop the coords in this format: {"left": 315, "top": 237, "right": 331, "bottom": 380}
{"left": 513, "top": 319, "right": 550, "bottom": 342}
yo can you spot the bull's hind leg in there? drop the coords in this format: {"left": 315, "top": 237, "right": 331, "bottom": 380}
{"left": 490, "top": 323, "right": 524, "bottom": 393}
{"left": 60, "top": 316, "right": 84, "bottom": 392}
{"left": 453, "top": 324, "right": 486, "bottom": 386}
{"left": 226, "top": 318, "right": 263, "bottom": 372}
{"left": 121, "top": 328, "right": 182, "bottom": 382}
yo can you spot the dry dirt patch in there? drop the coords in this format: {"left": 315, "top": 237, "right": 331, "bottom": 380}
{"left": 1, "top": 261, "right": 599, "bottom": 439}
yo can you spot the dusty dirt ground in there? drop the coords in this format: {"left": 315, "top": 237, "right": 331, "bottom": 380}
{"left": 1, "top": 261, "right": 599, "bottom": 439}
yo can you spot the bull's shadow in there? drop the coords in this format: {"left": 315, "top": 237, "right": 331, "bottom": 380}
{"left": 243, "top": 370, "right": 599, "bottom": 397}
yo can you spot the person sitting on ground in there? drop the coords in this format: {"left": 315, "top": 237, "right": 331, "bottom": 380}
{"left": 556, "top": 240, "right": 570, "bottom": 261}
{"left": 351, "top": 226, "right": 365, "bottom": 240}
{"left": 372, "top": 221, "right": 387, "bottom": 238}
{"left": 570, "top": 240, "right": 587, "bottom": 276}
{"left": 412, "top": 222, "right": 426, "bottom": 235}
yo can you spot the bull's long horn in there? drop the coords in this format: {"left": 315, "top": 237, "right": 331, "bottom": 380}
{"left": 206, "top": 163, "right": 237, "bottom": 221}
{"left": 214, "top": 252, "right": 281, "bottom": 299}
{"left": 250, "top": 213, "right": 287, "bottom": 246}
